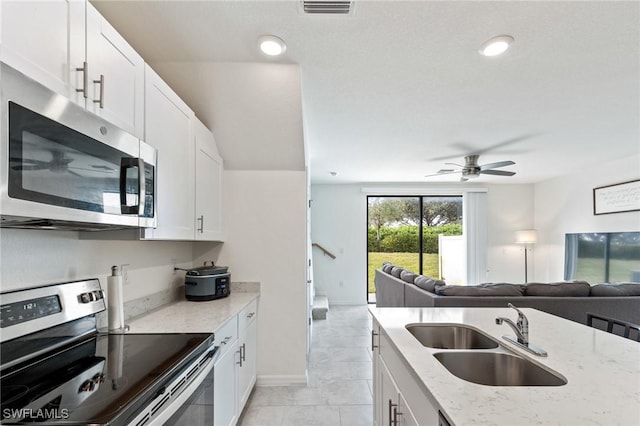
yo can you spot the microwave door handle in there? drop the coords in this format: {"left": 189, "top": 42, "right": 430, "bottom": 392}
{"left": 119, "top": 158, "right": 145, "bottom": 215}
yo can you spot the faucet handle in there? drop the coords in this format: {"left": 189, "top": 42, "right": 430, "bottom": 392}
{"left": 507, "top": 303, "right": 525, "bottom": 318}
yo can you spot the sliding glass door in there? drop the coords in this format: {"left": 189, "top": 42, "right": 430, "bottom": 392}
{"left": 367, "top": 195, "right": 463, "bottom": 303}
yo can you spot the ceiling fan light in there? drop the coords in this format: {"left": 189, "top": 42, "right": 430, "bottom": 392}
{"left": 258, "top": 35, "right": 287, "bottom": 56}
{"left": 479, "top": 35, "right": 514, "bottom": 57}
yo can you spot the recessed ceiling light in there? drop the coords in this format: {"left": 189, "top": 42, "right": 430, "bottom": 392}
{"left": 258, "top": 35, "right": 287, "bottom": 56}
{"left": 479, "top": 35, "right": 514, "bottom": 57}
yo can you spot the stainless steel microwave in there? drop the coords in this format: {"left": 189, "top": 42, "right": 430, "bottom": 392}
{"left": 0, "top": 63, "right": 157, "bottom": 231}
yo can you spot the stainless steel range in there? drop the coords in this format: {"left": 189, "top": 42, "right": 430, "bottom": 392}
{"left": 0, "top": 279, "right": 218, "bottom": 425}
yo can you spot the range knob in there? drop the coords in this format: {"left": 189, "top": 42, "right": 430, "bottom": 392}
{"left": 79, "top": 379, "right": 95, "bottom": 393}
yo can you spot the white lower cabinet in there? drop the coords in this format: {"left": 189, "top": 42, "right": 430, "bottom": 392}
{"left": 373, "top": 320, "right": 438, "bottom": 426}
{"left": 214, "top": 316, "right": 238, "bottom": 426}
{"left": 237, "top": 300, "right": 258, "bottom": 411}
{"left": 213, "top": 299, "right": 258, "bottom": 426}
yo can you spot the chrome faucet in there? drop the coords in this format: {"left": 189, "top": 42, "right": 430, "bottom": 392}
{"left": 495, "top": 303, "right": 529, "bottom": 344}
{"left": 495, "top": 303, "right": 547, "bottom": 357}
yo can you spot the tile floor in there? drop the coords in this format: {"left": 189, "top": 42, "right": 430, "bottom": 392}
{"left": 238, "top": 305, "right": 373, "bottom": 426}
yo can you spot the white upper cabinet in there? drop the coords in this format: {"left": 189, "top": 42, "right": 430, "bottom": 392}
{"left": 1, "top": 1, "right": 144, "bottom": 138}
{"left": 0, "top": 0, "right": 86, "bottom": 105}
{"left": 85, "top": 3, "right": 144, "bottom": 138}
{"left": 194, "top": 119, "right": 224, "bottom": 241}
{"left": 142, "top": 64, "right": 195, "bottom": 240}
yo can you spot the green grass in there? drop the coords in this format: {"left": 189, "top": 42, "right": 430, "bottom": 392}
{"left": 368, "top": 252, "right": 439, "bottom": 294}
{"left": 575, "top": 258, "right": 640, "bottom": 283}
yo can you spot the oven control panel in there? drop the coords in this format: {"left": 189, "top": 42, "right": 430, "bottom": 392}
{"left": 0, "top": 295, "right": 62, "bottom": 328}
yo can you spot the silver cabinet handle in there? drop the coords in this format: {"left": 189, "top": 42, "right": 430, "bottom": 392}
{"left": 388, "top": 399, "right": 397, "bottom": 426}
{"left": 93, "top": 74, "right": 104, "bottom": 108}
{"left": 246, "top": 312, "right": 255, "bottom": 319}
{"left": 393, "top": 406, "right": 402, "bottom": 426}
{"left": 197, "top": 215, "right": 204, "bottom": 233}
{"left": 241, "top": 343, "right": 246, "bottom": 362}
{"left": 76, "top": 61, "right": 88, "bottom": 98}
{"left": 236, "top": 348, "right": 243, "bottom": 367}
{"left": 371, "top": 330, "right": 379, "bottom": 351}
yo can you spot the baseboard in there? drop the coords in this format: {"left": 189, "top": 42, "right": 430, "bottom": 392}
{"left": 256, "top": 374, "right": 308, "bottom": 387}
{"left": 324, "top": 300, "right": 368, "bottom": 306}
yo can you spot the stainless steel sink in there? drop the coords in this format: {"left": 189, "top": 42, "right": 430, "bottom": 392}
{"left": 406, "top": 324, "right": 499, "bottom": 349}
{"left": 433, "top": 352, "right": 567, "bottom": 386}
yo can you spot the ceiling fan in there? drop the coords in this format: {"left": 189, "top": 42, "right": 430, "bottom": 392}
{"left": 425, "top": 154, "right": 515, "bottom": 182}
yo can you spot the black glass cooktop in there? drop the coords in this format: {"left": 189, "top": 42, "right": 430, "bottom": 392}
{"left": 1, "top": 332, "right": 212, "bottom": 425}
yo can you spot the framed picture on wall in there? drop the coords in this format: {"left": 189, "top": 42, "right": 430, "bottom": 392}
{"left": 593, "top": 179, "right": 640, "bottom": 215}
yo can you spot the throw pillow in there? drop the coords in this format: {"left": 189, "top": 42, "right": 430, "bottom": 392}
{"left": 590, "top": 282, "right": 640, "bottom": 297}
{"left": 382, "top": 263, "right": 394, "bottom": 274}
{"left": 400, "top": 270, "right": 418, "bottom": 283}
{"left": 390, "top": 266, "right": 404, "bottom": 278}
{"left": 435, "top": 283, "right": 525, "bottom": 296}
{"left": 524, "top": 281, "right": 590, "bottom": 297}
{"left": 413, "top": 275, "right": 446, "bottom": 293}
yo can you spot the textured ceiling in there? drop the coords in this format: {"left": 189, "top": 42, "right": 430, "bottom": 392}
{"left": 92, "top": 0, "right": 640, "bottom": 184}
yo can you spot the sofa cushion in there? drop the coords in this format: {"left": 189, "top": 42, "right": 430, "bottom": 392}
{"left": 382, "top": 263, "right": 394, "bottom": 274}
{"left": 590, "top": 282, "right": 640, "bottom": 297}
{"left": 525, "top": 281, "right": 590, "bottom": 297}
{"left": 414, "top": 275, "right": 446, "bottom": 293}
{"left": 390, "top": 266, "right": 404, "bottom": 278}
{"left": 400, "top": 270, "right": 418, "bottom": 283}
{"left": 435, "top": 283, "right": 525, "bottom": 296}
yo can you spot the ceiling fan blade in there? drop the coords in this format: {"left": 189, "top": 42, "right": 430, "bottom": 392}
{"left": 443, "top": 162, "right": 463, "bottom": 168}
{"left": 480, "top": 160, "right": 515, "bottom": 170}
{"left": 424, "top": 170, "right": 459, "bottom": 178}
{"left": 474, "top": 134, "right": 535, "bottom": 156}
{"left": 479, "top": 169, "right": 516, "bottom": 176}
{"left": 12, "top": 165, "right": 48, "bottom": 171}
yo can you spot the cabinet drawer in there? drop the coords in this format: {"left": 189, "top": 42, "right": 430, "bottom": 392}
{"left": 239, "top": 299, "right": 258, "bottom": 330}
{"left": 215, "top": 316, "right": 237, "bottom": 356}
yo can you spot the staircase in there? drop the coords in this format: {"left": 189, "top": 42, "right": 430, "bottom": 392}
{"left": 312, "top": 295, "right": 329, "bottom": 320}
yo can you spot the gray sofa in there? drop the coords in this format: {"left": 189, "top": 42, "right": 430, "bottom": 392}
{"left": 375, "top": 266, "right": 640, "bottom": 327}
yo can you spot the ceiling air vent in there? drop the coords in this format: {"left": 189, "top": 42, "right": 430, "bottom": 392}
{"left": 301, "top": 1, "right": 354, "bottom": 15}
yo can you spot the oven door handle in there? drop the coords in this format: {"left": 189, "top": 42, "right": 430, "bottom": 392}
{"left": 142, "top": 346, "right": 218, "bottom": 426}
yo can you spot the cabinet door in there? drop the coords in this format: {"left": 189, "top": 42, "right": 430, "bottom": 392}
{"left": 194, "top": 119, "right": 224, "bottom": 241}
{"left": 237, "top": 317, "right": 257, "bottom": 413}
{"left": 85, "top": 3, "right": 144, "bottom": 138}
{"left": 397, "top": 391, "right": 419, "bottom": 426}
{"left": 1, "top": 0, "right": 85, "bottom": 104}
{"left": 214, "top": 341, "right": 238, "bottom": 426}
{"left": 379, "top": 355, "right": 398, "bottom": 426}
{"left": 372, "top": 322, "right": 382, "bottom": 426}
{"left": 142, "top": 65, "right": 195, "bottom": 240}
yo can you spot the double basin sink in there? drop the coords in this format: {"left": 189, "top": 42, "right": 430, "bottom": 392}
{"left": 405, "top": 324, "right": 567, "bottom": 386}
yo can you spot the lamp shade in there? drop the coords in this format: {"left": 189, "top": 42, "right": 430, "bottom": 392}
{"left": 515, "top": 229, "right": 537, "bottom": 244}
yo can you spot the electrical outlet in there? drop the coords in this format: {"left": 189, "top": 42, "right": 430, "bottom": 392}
{"left": 120, "top": 264, "right": 130, "bottom": 285}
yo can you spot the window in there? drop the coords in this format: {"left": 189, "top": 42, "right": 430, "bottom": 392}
{"left": 367, "top": 195, "right": 463, "bottom": 302}
{"left": 565, "top": 232, "right": 640, "bottom": 283}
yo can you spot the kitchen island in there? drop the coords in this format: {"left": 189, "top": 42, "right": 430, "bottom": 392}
{"left": 369, "top": 306, "right": 640, "bottom": 425}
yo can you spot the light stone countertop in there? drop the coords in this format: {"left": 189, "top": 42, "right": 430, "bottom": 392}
{"left": 127, "top": 292, "right": 259, "bottom": 334}
{"left": 369, "top": 306, "right": 640, "bottom": 426}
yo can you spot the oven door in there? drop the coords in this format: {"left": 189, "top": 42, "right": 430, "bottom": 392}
{"left": 133, "top": 345, "right": 219, "bottom": 426}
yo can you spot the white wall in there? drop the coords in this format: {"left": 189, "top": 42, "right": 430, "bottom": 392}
{"left": 0, "top": 228, "right": 196, "bottom": 298}
{"left": 534, "top": 156, "right": 640, "bottom": 281}
{"left": 311, "top": 185, "right": 367, "bottom": 305}
{"left": 195, "top": 170, "right": 308, "bottom": 384}
{"left": 310, "top": 183, "right": 535, "bottom": 305}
